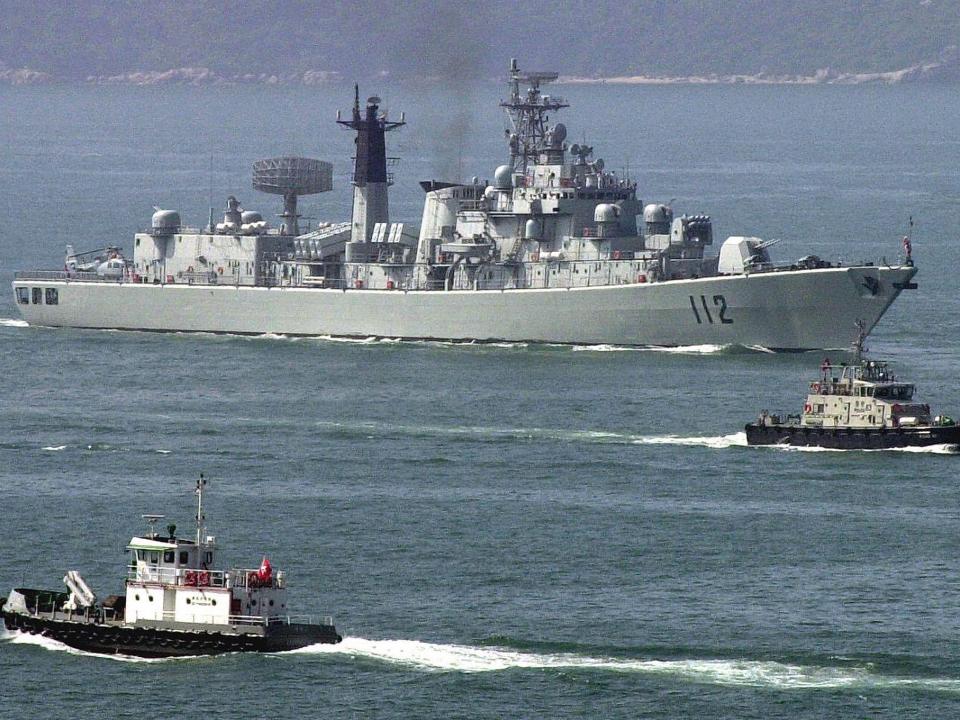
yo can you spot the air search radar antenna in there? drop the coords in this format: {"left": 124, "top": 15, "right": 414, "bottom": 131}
{"left": 141, "top": 514, "right": 165, "bottom": 539}
{"left": 252, "top": 157, "right": 333, "bottom": 235}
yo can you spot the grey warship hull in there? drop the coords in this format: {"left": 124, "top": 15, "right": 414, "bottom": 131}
{"left": 11, "top": 64, "right": 919, "bottom": 347}
{"left": 12, "top": 264, "right": 916, "bottom": 350}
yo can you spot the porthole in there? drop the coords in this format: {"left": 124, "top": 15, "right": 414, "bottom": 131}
{"left": 212, "top": 599, "right": 217, "bottom": 606}
{"left": 186, "top": 598, "right": 191, "bottom": 605}
{"left": 148, "top": 595, "right": 154, "bottom": 602}
{"left": 135, "top": 594, "right": 140, "bottom": 601}
{"left": 269, "top": 600, "right": 274, "bottom": 607}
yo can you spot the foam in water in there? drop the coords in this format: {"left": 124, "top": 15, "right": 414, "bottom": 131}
{"left": 42, "top": 445, "right": 68, "bottom": 451}
{"left": 1, "top": 629, "right": 193, "bottom": 663}
{"left": 572, "top": 343, "right": 728, "bottom": 354}
{"left": 282, "top": 637, "right": 960, "bottom": 692}
{"left": 0, "top": 318, "right": 29, "bottom": 328}
{"left": 6, "top": 629, "right": 958, "bottom": 692}
{"left": 633, "top": 432, "right": 749, "bottom": 449}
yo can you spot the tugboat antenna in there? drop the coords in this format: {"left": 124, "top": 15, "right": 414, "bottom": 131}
{"left": 196, "top": 473, "right": 207, "bottom": 547}
{"left": 853, "top": 319, "right": 867, "bottom": 363}
{"left": 141, "top": 514, "right": 165, "bottom": 538}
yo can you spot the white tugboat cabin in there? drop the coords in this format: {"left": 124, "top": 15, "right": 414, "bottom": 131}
{"left": 124, "top": 478, "right": 286, "bottom": 628}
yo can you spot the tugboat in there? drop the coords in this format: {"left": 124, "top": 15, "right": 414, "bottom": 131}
{"left": 746, "top": 326, "right": 960, "bottom": 449}
{"left": 1, "top": 475, "right": 341, "bottom": 657}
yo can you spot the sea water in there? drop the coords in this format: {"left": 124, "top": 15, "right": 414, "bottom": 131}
{"left": 0, "top": 81, "right": 959, "bottom": 719}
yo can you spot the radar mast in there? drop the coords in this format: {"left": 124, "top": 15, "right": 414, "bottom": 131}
{"left": 500, "top": 58, "right": 569, "bottom": 173}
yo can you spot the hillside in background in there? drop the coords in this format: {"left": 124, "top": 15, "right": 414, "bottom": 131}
{"left": 0, "top": 0, "right": 957, "bottom": 83}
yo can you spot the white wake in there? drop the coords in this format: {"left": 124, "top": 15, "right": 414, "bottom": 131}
{"left": 6, "top": 630, "right": 959, "bottom": 692}
{"left": 283, "top": 637, "right": 960, "bottom": 691}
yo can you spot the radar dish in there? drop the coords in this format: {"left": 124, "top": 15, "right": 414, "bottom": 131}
{"left": 552, "top": 123, "right": 567, "bottom": 143}
{"left": 570, "top": 143, "right": 580, "bottom": 156}
{"left": 252, "top": 157, "right": 333, "bottom": 196}
{"left": 367, "top": 96, "right": 381, "bottom": 105}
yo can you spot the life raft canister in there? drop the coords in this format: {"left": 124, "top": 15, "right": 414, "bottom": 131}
{"left": 804, "top": 403, "right": 813, "bottom": 413}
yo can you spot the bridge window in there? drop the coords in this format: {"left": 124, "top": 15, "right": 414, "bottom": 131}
{"left": 45, "top": 288, "right": 58, "bottom": 305}
{"left": 31, "top": 287, "right": 42, "bottom": 304}
{"left": 179, "top": 551, "right": 189, "bottom": 565}
{"left": 163, "top": 551, "right": 175, "bottom": 563}
{"left": 16, "top": 288, "right": 28, "bottom": 304}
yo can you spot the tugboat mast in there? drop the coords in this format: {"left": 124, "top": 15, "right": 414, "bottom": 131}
{"left": 195, "top": 473, "right": 206, "bottom": 548}
{"left": 853, "top": 319, "right": 867, "bottom": 363}
{"left": 500, "top": 58, "right": 569, "bottom": 173}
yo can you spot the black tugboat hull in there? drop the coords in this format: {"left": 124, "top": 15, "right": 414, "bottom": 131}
{"left": 745, "top": 423, "right": 960, "bottom": 449}
{"left": 3, "top": 610, "right": 341, "bottom": 658}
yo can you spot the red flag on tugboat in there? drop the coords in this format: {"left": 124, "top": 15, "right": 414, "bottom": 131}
{"left": 258, "top": 556, "right": 272, "bottom": 582}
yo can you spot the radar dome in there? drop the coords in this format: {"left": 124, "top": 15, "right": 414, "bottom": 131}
{"left": 594, "top": 203, "right": 619, "bottom": 223}
{"left": 151, "top": 209, "right": 181, "bottom": 230}
{"left": 552, "top": 123, "right": 567, "bottom": 144}
{"left": 494, "top": 165, "right": 513, "bottom": 190}
{"left": 241, "top": 210, "right": 263, "bottom": 224}
{"left": 643, "top": 204, "right": 671, "bottom": 224}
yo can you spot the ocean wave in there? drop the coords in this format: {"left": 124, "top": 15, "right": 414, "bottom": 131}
{"left": 284, "top": 637, "right": 960, "bottom": 692}
{"left": 632, "top": 432, "right": 749, "bottom": 448}
{"left": 760, "top": 442, "right": 959, "bottom": 455}
{"left": 8, "top": 629, "right": 958, "bottom": 692}
{"left": 41, "top": 445, "right": 68, "bottom": 451}
{"left": 0, "top": 318, "right": 29, "bottom": 327}
{"left": 1, "top": 630, "right": 197, "bottom": 663}
{"left": 572, "top": 343, "right": 729, "bottom": 354}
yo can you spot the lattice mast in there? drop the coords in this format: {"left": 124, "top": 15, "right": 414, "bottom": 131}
{"left": 500, "top": 58, "right": 569, "bottom": 174}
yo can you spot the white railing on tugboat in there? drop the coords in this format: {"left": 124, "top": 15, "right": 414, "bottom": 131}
{"left": 127, "top": 564, "right": 227, "bottom": 587}
{"left": 156, "top": 611, "right": 334, "bottom": 627}
{"left": 127, "top": 565, "right": 285, "bottom": 589}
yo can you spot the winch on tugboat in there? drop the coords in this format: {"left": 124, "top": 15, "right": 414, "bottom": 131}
{"left": 745, "top": 325, "right": 959, "bottom": 450}
{"left": 1, "top": 475, "right": 341, "bottom": 657}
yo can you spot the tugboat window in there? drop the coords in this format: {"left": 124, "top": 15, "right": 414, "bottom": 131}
{"left": 163, "top": 551, "right": 174, "bottom": 563}
{"left": 204, "top": 551, "right": 213, "bottom": 564}
{"left": 31, "top": 287, "right": 42, "bottom": 304}
{"left": 45, "top": 288, "right": 58, "bottom": 305}
{"left": 149, "top": 551, "right": 160, "bottom": 564}
{"left": 179, "top": 551, "right": 189, "bottom": 565}
{"left": 16, "top": 288, "right": 29, "bottom": 304}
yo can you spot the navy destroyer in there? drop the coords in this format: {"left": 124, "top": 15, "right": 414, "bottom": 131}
{"left": 2, "top": 476, "right": 341, "bottom": 657}
{"left": 12, "top": 60, "right": 917, "bottom": 349}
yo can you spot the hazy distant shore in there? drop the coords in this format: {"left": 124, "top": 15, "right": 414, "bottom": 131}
{"left": 1, "top": 61, "right": 956, "bottom": 87}
{"left": 561, "top": 59, "right": 958, "bottom": 86}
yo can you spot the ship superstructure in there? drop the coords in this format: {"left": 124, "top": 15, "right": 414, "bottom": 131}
{"left": 11, "top": 60, "right": 917, "bottom": 349}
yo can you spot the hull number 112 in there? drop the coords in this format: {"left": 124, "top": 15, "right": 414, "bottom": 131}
{"left": 689, "top": 294, "right": 733, "bottom": 324}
